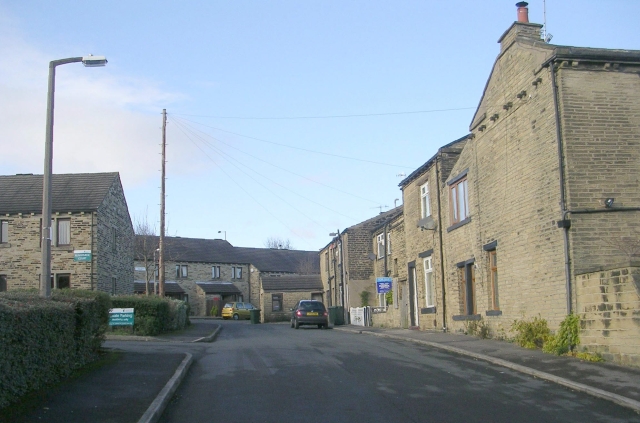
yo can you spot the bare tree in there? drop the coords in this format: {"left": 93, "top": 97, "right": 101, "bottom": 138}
{"left": 134, "top": 214, "right": 158, "bottom": 295}
{"left": 264, "top": 236, "right": 294, "bottom": 250}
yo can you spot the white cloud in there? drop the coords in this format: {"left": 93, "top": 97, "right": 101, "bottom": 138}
{"left": 0, "top": 18, "right": 200, "bottom": 188}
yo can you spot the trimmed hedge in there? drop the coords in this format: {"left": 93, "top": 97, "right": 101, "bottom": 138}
{"left": 0, "top": 290, "right": 111, "bottom": 410}
{"left": 110, "top": 296, "right": 188, "bottom": 336}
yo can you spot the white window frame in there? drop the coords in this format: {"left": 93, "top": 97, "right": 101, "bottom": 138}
{"left": 376, "top": 234, "right": 385, "bottom": 259}
{"left": 212, "top": 266, "right": 221, "bottom": 279}
{"left": 57, "top": 218, "right": 71, "bottom": 246}
{"left": 450, "top": 177, "right": 469, "bottom": 224}
{"left": 0, "top": 220, "right": 8, "bottom": 243}
{"left": 176, "top": 264, "right": 188, "bottom": 278}
{"left": 421, "top": 182, "right": 431, "bottom": 218}
{"left": 232, "top": 266, "right": 243, "bottom": 279}
{"left": 424, "top": 257, "right": 435, "bottom": 307}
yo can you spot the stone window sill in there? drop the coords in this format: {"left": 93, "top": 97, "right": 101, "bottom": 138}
{"left": 421, "top": 307, "right": 436, "bottom": 314}
{"left": 486, "top": 310, "right": 502, "bottom": 317}
{"left": 452, "top": 314, "right": 481, "bottom": 321}
{"left": 447, "top": 217, "right": 471, "bottom": 233}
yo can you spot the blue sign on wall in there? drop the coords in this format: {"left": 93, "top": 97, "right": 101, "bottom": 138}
{"left": 376, "top": 277, "right": 393, "bottom": 294}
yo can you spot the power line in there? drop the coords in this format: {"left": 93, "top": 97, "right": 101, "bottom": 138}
{"left": 171, "top": 119, "right": 336, "bottom": 242}
{"left": 171, "top": 115, "right": 382, "bottom": 205}
{"left": 171, "top": 106, "right": 475, "bottom": 120}
{"left": 171, "top": 115, "right": 415, "bottom": 169}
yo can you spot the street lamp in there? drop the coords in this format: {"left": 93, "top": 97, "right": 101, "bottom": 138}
{"left": 40, "top": 55, "right": 107, "bottom": 298}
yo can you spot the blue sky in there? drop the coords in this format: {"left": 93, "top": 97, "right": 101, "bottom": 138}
{"left": 1, "top": 1, "right": 638, "bottom": 251}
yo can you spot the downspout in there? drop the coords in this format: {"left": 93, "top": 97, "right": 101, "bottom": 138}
{"left": 435, "top": 158, "right": 447, "bottom": 331}
{"left": 550, "top": 61, "right": 572, "bottom": 314}
{"left": 383, "top": 222, "right": 389, "bottom": 277}
{"left": 91, "top": 211, "right": 95, "bottom": 291}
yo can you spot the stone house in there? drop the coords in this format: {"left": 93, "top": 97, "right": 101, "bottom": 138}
{"left": 395, "top": 136, "right": 469, "bottom": 331}
{"left": 438, "top": 4, "right": 640, "bottom": 365}
{"left": 0, "top": 172, "right": 134, "bottom": 294}
{"left": 320, "top": 207, "right": 403, "bottom": 317}
{"left": 259, "top": 274, "right": 323, "bottom": 323}
{"left": 370, "top": 210, "right": 407, "bottom": 328}
{"left": 134, "top": 235, "right": 320, "bottom": 318}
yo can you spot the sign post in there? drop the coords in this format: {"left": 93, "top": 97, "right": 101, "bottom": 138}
{"left": 376, "top": 277, "right": 393, "bottom": 294}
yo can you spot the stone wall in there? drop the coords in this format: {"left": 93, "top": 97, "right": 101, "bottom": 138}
{"left": 576, "top": 266, "right": 640, "bottom": 367}
{"left": 443, "top": 32, "right": 568, "bottom": 334}
{"left": 96, "top": 176, "right": 134, "bottom": 295}
{"left": 0, "top": 176, "right": 133, "bottom": 295}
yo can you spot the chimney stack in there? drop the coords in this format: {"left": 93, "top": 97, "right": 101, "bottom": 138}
{"left": 516, "top": 2, "right": 529, "bottom": 23}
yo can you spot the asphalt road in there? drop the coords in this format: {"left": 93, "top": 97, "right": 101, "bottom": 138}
{"left": 147, "top": 321, "right": 640, "bottom": 423}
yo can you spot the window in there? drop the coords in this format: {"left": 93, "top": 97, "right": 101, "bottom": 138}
{"left": 450, "top": 177, "right": 469, "bottom": 224}
{"left": 0, "top": 275, "right": 7, "bottom": 291}
{"left": 424, "top": 257, "right": 435, "bottom": 307}
{"left": 176, "top": 264, "right": 188, "bottom": 278}
{"left": 421, "top": 182, "right": 431, "bottom": 218}
{"left": 111, "top": 227, "right": 117, "bottom": 252}
{"left": 376, "top": 234, "right": 385, "bottom": 259}
{"left": 489, "top": 250, "right": 499, "bottom": 310}
{"left": 57, "top": 274, "right": 70, "bottom": 289}
{"left": 212, "top": 266, "right": 220, "bottom": 279}
{"left": 232, "top": 266, "right": 242, "bottom": 279}
{"left": 57, "top": 219, "right": 70, "bottom": 246}
{"left": 272, "top": 294, "right": 283, "bottom": 312}
{"left": 0, "top": 221, "right": 8, "bottom": 243}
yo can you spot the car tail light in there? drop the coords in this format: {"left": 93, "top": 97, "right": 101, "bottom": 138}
{"left": 296, "top": 310, "right": 303, "bottom": 316}
{"left": 323, "top": 311, "right": 328, "bottom": 316}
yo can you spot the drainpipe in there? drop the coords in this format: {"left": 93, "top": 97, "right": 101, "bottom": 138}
{"left": 435, "top": 159, "right": 448, "bottom": 331}
{"left": 550, "top": 61, "right": 573, "bottom": 315}
{"left": 91, "top": 212, "right": 95, "bottom": 291}
{"left": 383, "top": 222, "right": 389, "bottom": 277}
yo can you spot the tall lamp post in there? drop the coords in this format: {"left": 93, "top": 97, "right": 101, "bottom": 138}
{"left": 218, "top": 230, "right": 227, "bottom": 241}
{"left": 40, "top": 55, "right": 107, "bottom": 298}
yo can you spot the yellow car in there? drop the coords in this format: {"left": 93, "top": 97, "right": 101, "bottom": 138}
{"left": 222, "top": 302, "right": 256, "bottom": 320}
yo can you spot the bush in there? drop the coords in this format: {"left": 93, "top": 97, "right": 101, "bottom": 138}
{"left": 511, "top": 315, "right": 551, "bottom": 349}
{"left": 111, "top": 295, "right": 170, "bottom": 336}
{"left": 0, "top": 290, "right": 110, "bottom": 410}
{"left": 110, "top": 296, "right": 188, "bottom": 336}
{"left": 360, "top": 291, "right": 370, "bottom": 307}
{"left": 543, "top": 313, "right": 580, "bottom": 355}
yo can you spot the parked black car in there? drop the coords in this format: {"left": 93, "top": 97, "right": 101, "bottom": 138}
{"left": 290, "top": 300, "right": 328, "bottom": 329}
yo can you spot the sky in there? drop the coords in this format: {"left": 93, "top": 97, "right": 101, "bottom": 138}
{"left": 1, "top": 1, "right": 638, "bottom": 252}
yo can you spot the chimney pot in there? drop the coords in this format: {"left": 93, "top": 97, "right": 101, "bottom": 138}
{"left": 516, "top": 1, "right": 529, "bottom": 23}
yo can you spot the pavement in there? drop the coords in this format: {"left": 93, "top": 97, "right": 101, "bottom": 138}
{"left": 3, "top": 320, "right": 640, "bottom": 423}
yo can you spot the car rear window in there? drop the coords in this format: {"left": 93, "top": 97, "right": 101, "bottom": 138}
{"left": 299, "top": 302, "right": 325, "bottom": 312}
{"left": 223, "top": 303, "right": 233, "bottom": 308}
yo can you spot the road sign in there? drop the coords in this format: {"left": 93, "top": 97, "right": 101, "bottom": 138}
{"left": 109, "top": 308, "right": 134, "bottom": 326}
{"left": 74, "top": 250, "right": 92, "bottom": 262}
{"left": 376, "top": 277, "right": 393, "bottom": 294}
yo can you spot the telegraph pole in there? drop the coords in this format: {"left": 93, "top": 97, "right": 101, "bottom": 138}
{"left": 158, "top": 109, "right": 167, "bottom": 297}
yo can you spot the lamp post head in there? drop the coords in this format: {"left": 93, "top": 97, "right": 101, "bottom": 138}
{"left": 82, "top": 55, "right": 108, "bottom": 67}
{"left": 329, "top": 232, "right": 338, "bottom": 237}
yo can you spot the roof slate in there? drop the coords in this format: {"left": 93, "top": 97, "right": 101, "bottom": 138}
{"left": 261, "top": 274, "right": 323, "bottom": 292}
{"left": 133, "top": 281, "right": 185, "bottom": 294}
{"left": 0, "top": 173, "right": 119, "bottom": 214}
{"left": 196, "top": 282, "right": 242, "bottom": 294}
{"left": 135, "top": 235, "right": 320, "bottom": 274}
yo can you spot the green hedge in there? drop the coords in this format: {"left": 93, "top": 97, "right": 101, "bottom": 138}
{"left": 110, "top": 296, "right": 189, "bottom": 336}
{"left": 0, "top": 290, "right": 111, "bottom": 410}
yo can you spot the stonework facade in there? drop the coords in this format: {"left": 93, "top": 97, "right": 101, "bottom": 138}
{"left": 0, "top": 173, "right": 134, "bottom": 295}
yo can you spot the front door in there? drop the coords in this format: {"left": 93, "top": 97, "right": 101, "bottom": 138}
{"left": 408, "top": 261, "right": 418, "bottom": 327}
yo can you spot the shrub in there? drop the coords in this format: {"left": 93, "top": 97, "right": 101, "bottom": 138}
{"left": 166, "top": 299, "right": 189, "bottom": 332}
{"left": 360, "top": 291, "right": 370, "bottom": 307}
{"left": 511, "top": 315, "right": 551, "bottom": 349}
{"left": 111, "top": 295, "right": 171, "bottom": 336}
{"left": 465, "top": 319, "right": 490, "bottom": 339}
{"left": 543, "top": 313, "right": 580, "bottom": 355}
{"left": 0, "top": 290, "right": 110, "bottom": 409}
{"left": 385, "top": 291, "right": 393, "bottom": 306}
